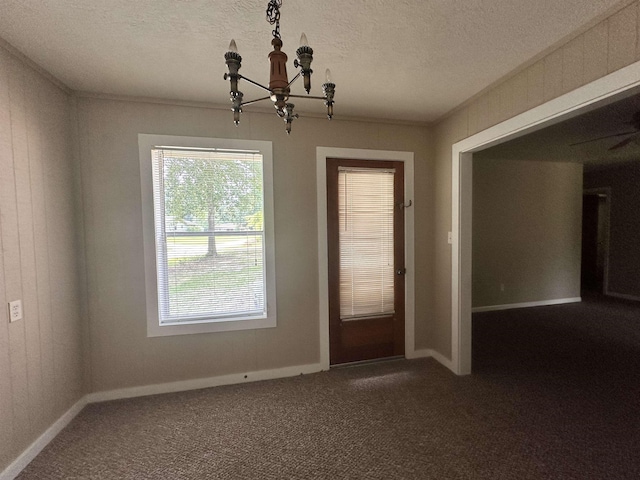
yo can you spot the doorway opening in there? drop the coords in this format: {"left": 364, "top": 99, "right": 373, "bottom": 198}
{"left": 452, "top": 63, "right": 640, "bottom": 375}
{"left": 581, "top": 189, "right": 610, "bottom": 296}
{"left": 317, "top": 147, "right": 415, "bottom": 370}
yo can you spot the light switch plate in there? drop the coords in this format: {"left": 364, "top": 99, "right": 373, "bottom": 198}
{"left": 9, "top": 300, "right": 22, "bottom": 322}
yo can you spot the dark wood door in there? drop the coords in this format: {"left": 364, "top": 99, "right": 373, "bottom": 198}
{"left": 581, "top": 193, "right": 606, "bottom": 293}
{"left": 327, "top": 158, "right": 405, "bottom": 365}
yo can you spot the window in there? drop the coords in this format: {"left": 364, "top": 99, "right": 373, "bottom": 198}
{"left": 139, "top": 135, "right": 276, "bottom": 336}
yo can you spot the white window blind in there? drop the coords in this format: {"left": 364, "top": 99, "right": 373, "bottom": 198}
{"left": 338, "top": 167, "right": 395, "bottom": 319}
{"left": 151, "top": 148, "right": 265, "bottom": 323}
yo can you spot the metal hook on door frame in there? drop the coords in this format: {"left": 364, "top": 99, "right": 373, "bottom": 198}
{"left": 398, "top": 200, "right": 412, "bottom": 209}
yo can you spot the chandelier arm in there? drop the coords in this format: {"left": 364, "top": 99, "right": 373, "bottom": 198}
{"left": 240, "top": 96, "right": 273, "bottom": 107}
{"left": 237, "top": 75, "right": 271, "bottom": 92}
{"left": 286, "top": 71, "right": 302, "bottom": 89}
{"left": 288, "top": 94, "right": 328, "bottom": 101}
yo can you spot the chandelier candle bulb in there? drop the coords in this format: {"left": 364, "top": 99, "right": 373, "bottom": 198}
{"left": 295, "top": 33, "right": 314, "bottom": 94}
{"left": 322, "top": 69, "right": 336, "bottom": 120}
{"left": 224, "top": 39, "right": 242, "bottom": 102}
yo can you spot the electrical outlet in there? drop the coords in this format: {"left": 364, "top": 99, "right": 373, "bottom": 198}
{"left": 447, "top": 232, "right": 453, "bottom": 244}
{"left": 9, "top": 300, "right": 22, "bottom": 322}
{"left": 500, "top": 283, "right": 505, "bottom": 292}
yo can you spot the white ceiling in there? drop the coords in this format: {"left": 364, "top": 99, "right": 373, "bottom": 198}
{"left": 0, "top": 0, "right": 624, "bottom": 123}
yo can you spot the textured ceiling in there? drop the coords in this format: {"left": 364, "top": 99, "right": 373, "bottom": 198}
{"left": 0, "top": 0, "right": 625, "bottom": 123}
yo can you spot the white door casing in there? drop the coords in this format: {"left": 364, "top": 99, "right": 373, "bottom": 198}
{"left": 317, "top": 147, "right": 415, "bottom": 370}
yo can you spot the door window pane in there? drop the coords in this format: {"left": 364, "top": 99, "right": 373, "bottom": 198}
{"left": 338, "top": 167, "right": 395, "bottom": 319}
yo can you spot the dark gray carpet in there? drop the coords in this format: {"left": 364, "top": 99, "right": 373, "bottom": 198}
{"left": 17, "top": 296, "right": 640, "bottom": 479}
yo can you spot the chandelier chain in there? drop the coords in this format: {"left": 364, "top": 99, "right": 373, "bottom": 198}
{"left": 266, "top": 0, "right": 283, "bottom": 39}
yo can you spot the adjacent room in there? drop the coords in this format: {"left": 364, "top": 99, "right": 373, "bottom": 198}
{"left": 1, "top": 0, "right": 639, "bottom": 478}
{"left": 468, "top": 95, "right": 640, "bottom": 472}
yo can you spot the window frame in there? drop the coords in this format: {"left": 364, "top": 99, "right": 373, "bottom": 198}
{"left": 139, "top": 134, "right": 277, "bottom": 337}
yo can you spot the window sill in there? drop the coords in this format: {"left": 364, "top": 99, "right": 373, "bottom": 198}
{"left": 147, "top": 315, "right": 276, "bottom": 337}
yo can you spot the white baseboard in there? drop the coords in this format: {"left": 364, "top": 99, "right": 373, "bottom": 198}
{"left": 2, "top": 362, "right": 323, "bottom": 479}
{"left": 606, "top": 291, "right": 640, "bottom": 302}
{"left": 3, "top": 352, "right": 476, "bottom": 477}
{"left": 86, "top": 363, "right": 323, "bottom": 403}
{"left": 1, "top": 352, "right": 470, "bottom": 478}
{"left": 1, "top": 397, "right": 88, "bottom": 480}
{"left": 472, "top": 297, "right": 581, "bottom": 313}
{"left": 425, "top": 349, "right": 456, "bottom": 372}
{"left": 407, "top": 348, "right": 431, "bottom": 360}
{"left": 409, "top": 348, "right": 456, "bottom": 373}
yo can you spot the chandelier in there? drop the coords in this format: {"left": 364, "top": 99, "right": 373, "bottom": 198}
{"left": 224, "top": 0, "right": 336, "bottom": 134}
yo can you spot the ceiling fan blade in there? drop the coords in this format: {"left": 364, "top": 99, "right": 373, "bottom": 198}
{"left": 569, "top": 130, "right": 636, "bottom": 147}
{"left": 608, "top": 134, "right": 637, "bottom": 151}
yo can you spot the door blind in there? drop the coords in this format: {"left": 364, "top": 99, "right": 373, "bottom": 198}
{"left": 338, "top": 167, "right": 395, "bottom": 319}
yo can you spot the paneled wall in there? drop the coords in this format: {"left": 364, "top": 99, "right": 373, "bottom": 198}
{"left": 432, "top": 0, "right": 640, "bottom": 358}
{"left": 0, "top": 45, "right": 84, "bottom": 472}
{"left": 464, "top": 1, "right": 639, "bottom": 137}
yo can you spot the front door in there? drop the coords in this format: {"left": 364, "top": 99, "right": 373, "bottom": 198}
{"left": 326, "top": 158, "right": 405, "bottom": 365}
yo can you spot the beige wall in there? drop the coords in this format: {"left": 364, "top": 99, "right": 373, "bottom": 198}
{"left": 75, "top": 97, "right": 434, "bottom": 393}
{"left": 585, "top": 162, "right": 640, "bottom": 298}
{"left": 431, "top": 0, "right": 640, "bottom": 359}
{"left": 0, "top": 46, "right": 85, "bottom": 471}
{"left": 472, "top": 159, "right": 583, "bottom": 307}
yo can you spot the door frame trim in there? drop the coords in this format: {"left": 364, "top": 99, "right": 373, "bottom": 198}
{"left": 317, "top": 147, "right": 415, "bottom": 370}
